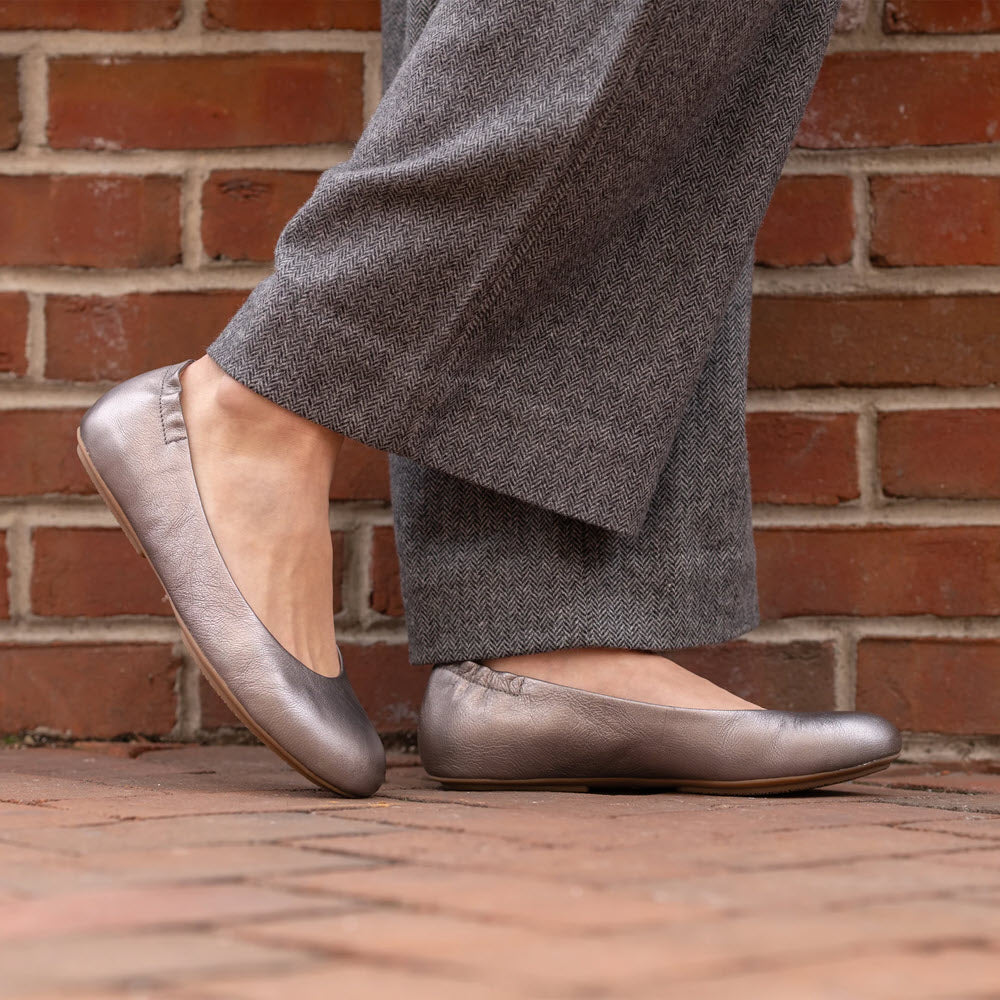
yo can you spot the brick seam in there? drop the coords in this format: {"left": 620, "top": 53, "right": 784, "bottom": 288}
{"left": 6, "top": 384, "right": 1000, "bottom": 413}
{"left": 0, "top": 31, "right": 379, "bottom": 57}
{"left": 24, "top": 291, "right": 44, "bottom": 378}
{"left": 3, "top": 264, "right": 997, "bottom": 297}
{"left": 5, "top": 518, "right": 31, "bottom": 618}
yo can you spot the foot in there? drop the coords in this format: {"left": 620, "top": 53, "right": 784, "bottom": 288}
{"left": 179, "top": 355, "right": 344, "bottom": 678}
{"left": 484, "top": 648, "right": 764, "bottom": 710}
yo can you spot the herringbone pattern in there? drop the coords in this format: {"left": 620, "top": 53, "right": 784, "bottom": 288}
{"left": 207, "top": 0, "right": 842, "bottom": 661}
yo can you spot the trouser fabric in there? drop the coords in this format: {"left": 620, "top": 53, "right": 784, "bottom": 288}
{"left": 206, "top": 0, "right": 842, "bottom": 663}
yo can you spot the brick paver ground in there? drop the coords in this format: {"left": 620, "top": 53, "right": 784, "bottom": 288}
{"left": 1, "top": 747, "right": 998, "bottom": 999}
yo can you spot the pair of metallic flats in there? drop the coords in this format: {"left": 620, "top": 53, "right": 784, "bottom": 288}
{"left": 77, "top": 361, "right": 902, "bottom": 798}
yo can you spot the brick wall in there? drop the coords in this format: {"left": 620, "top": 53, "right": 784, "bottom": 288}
{"left": 1, "top": 0, "right": 998, "bottom": 759}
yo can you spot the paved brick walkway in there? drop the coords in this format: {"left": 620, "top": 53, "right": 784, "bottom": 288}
{"left": 1, "top": 747, "right": 998, "bottom": 999}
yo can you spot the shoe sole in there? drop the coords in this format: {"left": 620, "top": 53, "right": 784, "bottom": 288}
{"left": 427, "top": 753, "right": 898, "bottom": 795}
{"left": 76, "top": 428, "right": 356, "bottom": 798}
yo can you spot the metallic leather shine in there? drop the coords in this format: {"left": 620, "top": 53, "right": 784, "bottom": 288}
{"left": 419, "top": 662, "right": 902, "bottom": 787}
{"left": 79, "top": 361, "right": 386, "bottom": 798}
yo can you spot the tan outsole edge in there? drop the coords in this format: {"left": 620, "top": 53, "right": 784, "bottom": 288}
{"left": 428, "top": 754, "right": 899, "bottom": 795}
{"left": 76, "top": 427, "right": 357, "bottom": 798}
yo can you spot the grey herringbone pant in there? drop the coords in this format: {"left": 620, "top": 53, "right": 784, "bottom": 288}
{"left": 207, "top": 0, "right": 842, "bottom": 663}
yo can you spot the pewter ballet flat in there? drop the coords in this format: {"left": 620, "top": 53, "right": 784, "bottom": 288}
{"left": 76, "top": 360, "right": 386, "bottom": 798}
{"left": 419, "top": 661, "right": 901, "bottom": 794}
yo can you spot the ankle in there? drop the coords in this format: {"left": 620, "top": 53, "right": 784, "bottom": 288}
{"left": 183, "top": 356, "right": 343, "bottom": 461}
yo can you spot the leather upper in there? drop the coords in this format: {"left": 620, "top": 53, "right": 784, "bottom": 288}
{"left": 419, "top": 661, "right": 901, "bottom": 782}
{"left": 79, "top": 361, "right": 385, "bottom": 797}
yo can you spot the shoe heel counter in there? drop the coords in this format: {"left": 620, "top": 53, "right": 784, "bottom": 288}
{"left": 79, "top": 367, "right": 156, "bottom": 458}
{"left": 417, "top": 667, "right": 477, "bottom": 778}
{"left": 416, "top": 670, "right": 452, "bottom": 776}
{"left": 79, "top": 362, "right": 187, "bottom": 468}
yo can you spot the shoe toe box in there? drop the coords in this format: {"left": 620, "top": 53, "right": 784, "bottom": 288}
{"left": 833, "top": 711, "right": 902, "bottom": 767}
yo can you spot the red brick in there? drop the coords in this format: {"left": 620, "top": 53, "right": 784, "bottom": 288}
{"left": 0, "top": 175, "right": 180, "bottom": 268}
{"left": 49, "top": 53, "right": 364, "bottom": 150}
{"left": 202, "top": 170, "right": 320, "bottom": 262}
{"left": 666, "top": 640, "right": 838, "bottom": 711}
{"left": 879, "top": 410, "right": 1000, "bottom": 499}
{"left": 45, "top": 291, "right": 248, "bottom": 382}
{"left": 0, "top": 1, "right": 181, "bottom": 29}
{"left": 857, "top": 639, "right": 1000, "bottom": 734}
{"left": 31, "top": 527, "right": 169, "bottom": 617}
{"left": 0, "top": 643, "right": 180, "bottom": 738}
{"left": 200, "top": 530, "right": 344, "bottom": 729}
{"left": 340, "top": 642, "right": 428, "bottom": 732}
{"left": 755, "top": 175, "right": 854, "bottom": 267}
{"left": 0, "top": 56, "right": 18, "bottom": 149}
{"left": 750, "top": 296, "right": 1000, "bottom": 389}
{"left": 199, "top": 676, "right": 241, "bottom": 730}
{"left": 799, "top": 53, "right": 1000, "bottom": 148}
{"left": 370, "top": 526, "right": 403, "bottom": 617}
{"left": 0, "top": 292, "right": 28, "bottom": 374}
{"left": 756, "top": 527, "right": 1000, "bottom": 618}
{"left": 836, "top": 0, "right": 869, "bottom": 32}
{"left": 330, "top": 530, "right": 345, "bottom": 615}
{"left": 330, "top": 439, "right": 390, "bottom": 501}
{"left": 870, "top": 175, "right": 1000, "bottom": 267}
{"left": 747, "top": 412, "right": 858, "bottom": 505}
{"left": 885, "top": 1, "right": 1000, "bottom": 33}
{"left": 0, "top": 410, "right": 93, "bottom": 496}
{"left": 0, "top": 532, "right": 8, "bottom": 618}
{"left": 204, "top": 0, "right": 380, "bottom": 31}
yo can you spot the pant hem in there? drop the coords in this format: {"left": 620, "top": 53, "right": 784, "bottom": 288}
{"left": 406, "top": 609, "right": 762, "bottom": 666}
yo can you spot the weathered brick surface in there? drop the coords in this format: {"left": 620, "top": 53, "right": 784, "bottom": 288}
{"left": 204, "top": 0, "right": 380, "bottom": 31}
{"left": 884, "top": 0, "right": 1000, "bottom": 33}
{"left": 31, "top": 528, "right": 170, "bottom": 617}
{"left": 0, "top": 56, "right": 19, "bottom": 148}
{"left": 45, "top": 291, "right": 249, "bottom": 382}
{"left": 857, "top": 638, "right": 1000, "bottom": 733}
{"left": 199, "top": 676, "right": 241, "bottom": 730}
{"left": 755, "top": 175, "right": 854, "bottom": 267}
{"left": 0, "top": 410, "right": 93, "bottom": 496}
{"left": 202, "top": 170, "right": 322, "bottom": 262}
{"left": 0, "top": 531, "right": 8, "bottom": 619}
{"left": 0, "top": 644, "right": 180, "bottom": 737}
{"left": 880, "top": 409, "right": 1000, "bottom": 499}
{"left": 2, "top": 748, "right": 1000, "bottom": 997}
{"left": 835, "top": 0, "right": 869, "bottom": 32}
{"left": 0, "top": 1, "right": 182, "bottom": 30}
{"left": 665, "top": 640, "right": 838, "bottom": 711}
{"left": 799, "top": 53, "right": 1000, "bottom": 148}
{"left": 370, "top": 526, "right": 403, "bottom": 617}
{"left": 0, "top": 291, "right": 28, "bottom": 374}
{"left": 330, "top": 440, "right": 390, "bottom": 501}
{"left": 339, "top": 642, "right": 430, "bottom": 730}
{"left": 747, "top": 412, "right": 858, "bottom": 505}
{"left": 750, "top": 296, "right": 1000, "bottom": 388}
{"left": 48, "top": 54, "right": 365, "bottom": 150}
{"left": 757, "top": 527, "right": 1000, "bottom": 618}
{"left": 0, "top": 175, "right": 181, "bottom": 268}
{"left": 330, "top": 531, "right": 345, "bottom": 614}
{"left": 870, "top": 175, "right": 1000, "bottom": 267}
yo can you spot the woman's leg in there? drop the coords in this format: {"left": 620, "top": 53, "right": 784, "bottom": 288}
{"left": 392, "top": 255, "right": 761, "bottom": 709}
{"left": 203, "top": 0, "right": 827, "bottom": 535}
{"left": 80, "top": 0, "right": 898, "bottom": 795}
{"left": 176, "top": 0, "right": 839, "bottom": 694}
{"left": 390, "top": 0, "right": 842, "bottom": 707}
{"left": 178, "top": 356, "right": 344, "bottom": 679}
